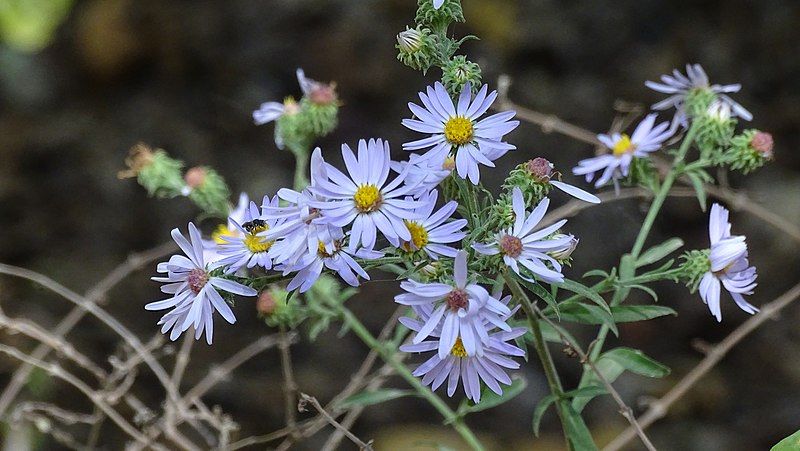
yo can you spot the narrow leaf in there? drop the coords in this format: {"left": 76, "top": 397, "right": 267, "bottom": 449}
{"left": 601, "top": 347, "right": 670, "bottom": 378}
{"left": 636, "top": 238, "right": 684, "bottom": 268}
{"left": 532, "top": 393, "right": 557, "bottom": 436}
{"left": 339, "top": 389, "right": 417, "bottom": 409}
{"left": 459, "top": 377, "right": 527, "bottom": 415}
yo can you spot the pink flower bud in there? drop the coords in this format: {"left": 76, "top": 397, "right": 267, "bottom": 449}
{"left": 257, "top": 291, "right": 277, "bottom": 315}
{"left": 750, "top": 131, "right": 774, "bottom": 158}
{"left": 526, "top": 157, "right": 553, "bottom": 181}
{"left": 184, "top": 167, "right": 207, "bottom": 189}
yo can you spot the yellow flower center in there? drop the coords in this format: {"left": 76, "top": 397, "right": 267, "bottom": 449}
{"left": 450, "top": 337, "right": 468, "bottom": 358}
{"left": 243, "top": 224, "right": 273, "bottom": 253}
{"left": 402, "top": 221, "right": 429, "bottom": 251}
{"left": 612, "top": 134, "right": 635, "bottom": 156}
{"left": 212, "top": 223, "right": 235, "bottom": 244}
{"left": 317, "top": 240, "right": 340, "bottom": 258}
{"left": 353, "top": 184, "right": 382, "bottom": 212}
{"left": 443, "top": 116, "right": 474, "bottom": 146}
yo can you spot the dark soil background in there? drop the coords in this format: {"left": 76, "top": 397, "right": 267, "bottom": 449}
{"left": 1, "top": 1, "right": 799, "bottom": 450}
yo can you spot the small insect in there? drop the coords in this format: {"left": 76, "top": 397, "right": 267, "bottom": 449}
{"left": 242, "top": 219, "right": 267, "bottom": 233}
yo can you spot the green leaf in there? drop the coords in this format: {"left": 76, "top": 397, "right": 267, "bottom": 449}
{"left": 564, "top": 402, "right": 598, "bottom": 451}
{"left": 771, "top": 428, "right": 800, "bottom": 451}
{"left": 532, "top": 393, "right": 557, "bottom": 436}
{"left": 518, "top": 279, "right": 561, "bottom": 318}
{"left": 573, "top": 348, "right": 670, "bottom": 412}
{"left": 553, "top": 304, "right": 676, "bottom": 325}
{"left": 601, "top": 347, "right": 670, "bottom": 378}
{"left": 564, "top": 385, "right": 608, "bottom": 399}
{"left": 456, "top": 377, "right": 527, "bottom": 417}
{"left": 686, "top": 169, "right": 713, "bottom": 211}
{"left": 582, "top": 269, "right": 610, "bottom": 279}
{"left": 557, "top": 279, "right": 617, "bottom": 336}
{"left": 339, "top": 389, "right": 417, "bottom": 409}
{"left": 636, "top": 238, "right": 684, "bottom": 268}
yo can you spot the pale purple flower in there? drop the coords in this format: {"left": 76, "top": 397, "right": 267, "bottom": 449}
{"left": 390, "top": 152, "right": 453, "bottom": 198}
{"left": 395, "top": 250, "right": 511, "bottom": 359}
{"left": 400, "top": 190, "right": 467, "bottom": 259}
{"left": 203, "top": 192, "right": 250, "bottom": 264}
{"left": 285, "top": 226, "right": 382, "bottom": 293}
{"left": 433, "top": 0, "right": 445, "bottom": 9}
{"left": 402, "top": 82, "right": 518, "bottom": 184}
{"left": 217, "top": 196, "right": 283, "bottom": 273}
{"left": 572, "top": 114, "right": 673, "bottom": 188}
{"left": 473, "top": 188, "right": 573, "bottom": 283}
{"left": 399, "top": 296, "right": 525, "bottom": 403}
{"left": 146, "top": 223, "right": 257, "bottom": 344}
{"left": 525, "top": 157, "right": 600, "bottom": 204}
{"left": 310, "top": 139, "right": 424, "bottom": 251}
{"left": 645, "top": 63, "right": 752, "bottom": 128}
{"left": 699, "top": 203, "right": 758, "bottom": 321}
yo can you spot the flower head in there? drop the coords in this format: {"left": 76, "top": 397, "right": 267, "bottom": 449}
{"left": 310, "top": 139, "right": 424, "bottom": 251}
{"left": 284, "top": 226, "right": 382, "bottom": 293}
{"left": 146, "top": 223, "right": 257, "bottom": 344}
{"left": 699, "top": 203, "right": 758, "bottom": 321}
{"left": 523, "top": 157, "right": 601, "bottom": 204}
{"left": 395, "top": 251, "right": 511, "bottom": 359}
{"left": 390, "top": 152, "right": 453, "bottom": 197}
{"left": 217, "top": 196, "right": 284, "bottom": 273}
{"left": 399, "top": 295, "right": 525, "bottom": 402}
{"left": 402, "top": 82, "right": 518, "bottom": 184}
{"left": 645, "top": 64, "right": 752, "bottom": 128}
{"left": 400, "top": 190, "right": 467, "bottom": 259}
{"left": 572, "top": 114, "right": 672, "bottom": 188}
{"left": 473, "top": 188, "right": 573, "bottom": 283}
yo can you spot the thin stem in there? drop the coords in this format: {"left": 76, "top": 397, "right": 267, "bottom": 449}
{"left": 504, "top": 273, "right": 572, "bottom": 448}
{"left": 338, "top": 306, "right": 485, "bottom": 451}
{"left": 278, "top": 325, "right": 299, "bottom": 434}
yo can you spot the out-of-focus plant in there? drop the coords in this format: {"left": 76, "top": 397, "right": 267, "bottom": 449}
{"left": 0, "top": 0, "right": 73, "bottom": 53}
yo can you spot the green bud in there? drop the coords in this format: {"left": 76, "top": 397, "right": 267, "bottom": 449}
{"left": 441, "top": 55, "right": 482, "bottom": 96}
{"left": 678, "top": 249, "right": 711, "bottom": 292}
{"left": 695, "top": 100, "right": 736, "bottom": 160}
{"left": 625, "top": 157, "right": 661, "bottom": 193}
{"left": 415, "top": 0, "right": 464, "bottom": 31}
{"left": 259, "top": 286, "right": 305, "bottom": 328}
{"left": 724, "top": 129, "right": 774, "bottom": 174}
{"left": 502, "top": 158, "right": 553, "bottom": 206}
{"left": 300, "top": 97, "right": 339, "bottom": 137}
{"left": 548, "top": 233, "right": 579, "bottom": 265}
{"left": 186, "top": 166, "right": 231, "bottom": 218}
{"left": 684, "top": 88, "right": 717, "bottom": 120}
{"left": 396, "top": 26, "right": 435, "bottom": 73}
{"left": 119, "top": 143, "right": 185, "bottom": 198}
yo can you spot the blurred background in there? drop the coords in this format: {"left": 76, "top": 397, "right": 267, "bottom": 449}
{"left": 1, "top": 0, "right": 799, "bottom": 449}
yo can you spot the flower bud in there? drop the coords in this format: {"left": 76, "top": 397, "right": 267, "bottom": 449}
{"left": 256, "top": 290, "right": 277, "bottom": 316}
{"left": 525, "top": 157, "right": 554, "bottom": 181}
{"left": 441, "top": 56, "right": 482, "bottom": 96}
{"left": 187, "top": 167, "right": 231, "bottom": 218}
{"left": 119, "top": 143, "right": 185, "bottom": 198}
{"left": 415, "top": 0, "right": 465, "bottom": 29}
{"left": 750, "top": 131, "right": 774, "bottom": 158}
{"left": 695, "top": 99, "right": 736, "bottom": 158}
{"left": 397, "top": 27, "right": 426, "bottom": 53}
{"left": 396, "top": 26, "right": 435, "bottom": 73}
{"left": 725, "top": 129, "right": 774, "bottom": 174}
{"left": 184, "top": 167, "right": 206, "bottom": 190}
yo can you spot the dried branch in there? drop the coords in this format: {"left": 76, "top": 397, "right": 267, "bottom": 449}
{"left": 298, "top": 393, "right": 374, "bottom": 451}
{"left": 603, "top": 281, "right": 800, "bottom": 451}
{"left": 0, "top": 241, "right": 175, "bottom": 418}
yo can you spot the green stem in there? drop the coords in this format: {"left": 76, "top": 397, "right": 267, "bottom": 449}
{"left": 504, "top": 273, "right": 572, "bottom": 449}
{"left": 291, "top": 147, "right": 310, "bottom": 191}
{"left": 339, "top": 306, "right": 485, "bottom": 451}
{"left": 587, "top": 122, "right": 700, "bottom": 364}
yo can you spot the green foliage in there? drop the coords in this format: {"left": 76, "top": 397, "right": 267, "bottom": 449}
{"left": 260, "top": 285, "right": 307, "bottom": 329}
{"left": 415, "top": 0, "right": 464, "bottom": 31}
{"left": 396, "top": 26, "right": 436, "bottom": 73}
{"left": 304, "top": 274, "right": 358, "bottom": 341}
{"left": 0, "top": 0, "right": 73, "bottom": 53}
{"left": 636, "top": 238, "right": 684, "bottom": 268}
{"left": 771, "top": 429, "right": 800, "bottom": 451}
{"left": 549, "top": 304, "right": 677, "bottom": 325}
{"left": 454, "top": 377, "right": 527, "bottom": 421}
{"left": 130, "top": 146, "right": 185, "bottom": 199}
{"left": 679, "top": 249, "right": 712, "bottom": 292}
{"left": 625, "top": 156, "right": 660, "bottom": 193}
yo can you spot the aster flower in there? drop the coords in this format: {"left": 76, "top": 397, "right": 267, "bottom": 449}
{"left": 217, "top": 196, "right": 283, "bottom": 273}
{"left": 399, "top": 296, "right": 526, "bottom": 403}
{"left": 285, "top": 226, "right": 382, "bottom": 293}
{"left": 524, "top": 157, "right": 600, "bottom": 204}
{"left": 433, "top": 0, "right": 445, "bottom": 8}
{"left": 699, "top": 203, "right": 758, "bottom": 321}
{"left": 263, "top": 148, "right": 330, "bottom": 265}
{"left": 400, "top": 190, "right": 467, "bottom": 259}
{"left": 252, "top": 68, "right": 332, "bottom": 126}
{"left": 572, "top": 113, "right": 673, "bottom": 188}
{"left": 395, "top": 250, "right": 511, "bottom": 359}
{"left": 645, "top": 63, "right": 752, "bottom": 128}
{"left": 390, "top": 152, "right": 454, "bottom": 197}
{"left": 402, "top": 82, "right": 519, "bottom": 184}
{"left": 310, "top": 138, "right": 424, "bottom": 251}
{"left": 473, "top": 188, "right": 573, "bottom": 283}
{"left": 203, "top": 192, "right": 250, "bottom": 264}
{"left": 146, "top": 223, "right": 257, "bottom": 344}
